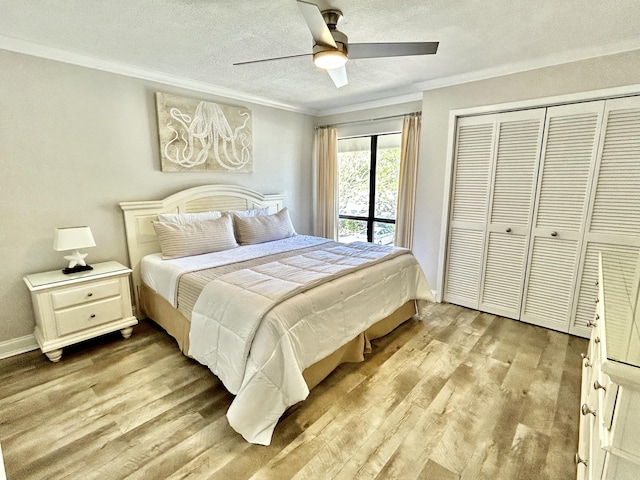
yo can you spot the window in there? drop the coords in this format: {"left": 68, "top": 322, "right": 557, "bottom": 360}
{"left": 337, "top": 132, "right": 401, "bottom": 245}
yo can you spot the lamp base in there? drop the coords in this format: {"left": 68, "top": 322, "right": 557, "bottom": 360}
{"left": 62, "top": 264, "right": 93, "bottom": 275}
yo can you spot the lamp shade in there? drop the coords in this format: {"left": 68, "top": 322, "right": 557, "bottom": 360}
{"left": 53, "top": 226, "right": 96, "bottom": 251}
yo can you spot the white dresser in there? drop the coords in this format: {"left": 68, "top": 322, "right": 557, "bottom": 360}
{"left": 577, "top": 254, "right": 640, "bottom": 479}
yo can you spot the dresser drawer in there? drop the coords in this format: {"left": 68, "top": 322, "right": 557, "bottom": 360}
{"left": 55, "top": 297, "right": 124, "bottom": 336}
{"left": 598, "top": 375, "right": 618, "bottom": 431}
{"left": 588, "top": 405, "right": 607, "bottom": 479}
{"left": 51, "top": 279, "right": 121, "bottom": 310}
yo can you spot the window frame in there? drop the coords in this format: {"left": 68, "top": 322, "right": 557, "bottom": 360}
{"left": 337, "top": 132, "right": 399, "bottom": 243}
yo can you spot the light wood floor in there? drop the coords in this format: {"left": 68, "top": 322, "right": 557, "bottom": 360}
{"left": 0, "top": 302, "right": 586, "bottom": 480}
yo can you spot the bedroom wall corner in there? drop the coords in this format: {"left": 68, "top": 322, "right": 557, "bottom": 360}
{"left": 0, "top": 49, "right": 315, "bottom": 350}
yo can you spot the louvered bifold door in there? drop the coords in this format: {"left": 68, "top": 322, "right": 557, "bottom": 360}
{"left": 478, "top": 109, "right": 546, "bottom": 319}
{"left": 443, "top": 115, "right": 496, "bottom": 308}
{"left": 521, "top": 101, "right": 605, "bottom": 332}
{"left": 571, "top": 96, "right": 640, "bottom": 337}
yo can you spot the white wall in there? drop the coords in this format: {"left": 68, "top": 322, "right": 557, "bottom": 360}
{"left": 0, "top": 50, "right": 315, "bottom": 348}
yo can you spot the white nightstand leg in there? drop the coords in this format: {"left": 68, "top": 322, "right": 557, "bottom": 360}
{"left": 45, "top": 349, "right": 63, "bottom": 362}
{"left": 120, "top": 327, "right": 133, "bottom": 339}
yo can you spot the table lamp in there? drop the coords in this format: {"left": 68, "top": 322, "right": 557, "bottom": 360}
{"left": 53, "top": 226, "right": 96, "bottom": 274}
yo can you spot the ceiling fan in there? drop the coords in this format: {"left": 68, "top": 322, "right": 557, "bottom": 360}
{"left": 233, "top": 0, "right": 439, "bottom": 88}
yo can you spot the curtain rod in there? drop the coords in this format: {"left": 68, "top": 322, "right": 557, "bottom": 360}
{"left": 314, "top": 111, "right": 421, "bottom": 130}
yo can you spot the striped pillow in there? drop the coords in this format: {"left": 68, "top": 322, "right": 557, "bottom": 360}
{"left": 153, "top": 214, "right": 238, "bottom": 259}
{"left": 234, "top": 208, "right": 296, "bottom": 245}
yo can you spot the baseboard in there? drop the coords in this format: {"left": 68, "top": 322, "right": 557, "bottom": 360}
{"left": 0, "top": 334, "right": 39, "bottom": 360}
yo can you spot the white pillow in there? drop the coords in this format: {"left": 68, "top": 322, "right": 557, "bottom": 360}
{"left": 153, "top": 215, "right": 238, "bottom": 259}
{"left": 234, "top": 208, "right": 296, "bottom": 245}
{"left": 227, "top": 207, "right": 270, "bottom": 217}
{"left": 157, "top": 210, "right": 222, "bottom": 225}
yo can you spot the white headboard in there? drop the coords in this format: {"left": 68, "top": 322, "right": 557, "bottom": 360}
{"left": 120, "top": 184, "right": 285, "bottom": 311}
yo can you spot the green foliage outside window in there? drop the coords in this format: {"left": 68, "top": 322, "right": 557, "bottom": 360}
{"left": 337, "top": 133, "right": 400, "bottom": 242}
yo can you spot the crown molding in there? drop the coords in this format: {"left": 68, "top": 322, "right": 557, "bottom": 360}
{"left": 315, "top": 92, "right": 423, "bottom": 117}
{"left": 1, "top": 34, "right": 421, "bottom": 117}
{"left": 0, "top": 35, "right": 316, "bottom": 115}
{"left": 4, "top": 34, "right": 640, "bottom": 120}
{"left": 415, "top": 37, "right": 640, "bottom": 93}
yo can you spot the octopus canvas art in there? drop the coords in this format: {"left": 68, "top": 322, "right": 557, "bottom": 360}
{"left": 156, "top": 92, "right": 253, "bottom": 173}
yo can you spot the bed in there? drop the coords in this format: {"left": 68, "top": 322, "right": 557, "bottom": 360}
{"left": 120, "top": 184, "right": 432, "bottom": 445}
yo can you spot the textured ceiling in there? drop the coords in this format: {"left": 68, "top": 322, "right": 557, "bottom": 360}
{"left": 2, "top": 0, "right": 640, "bottom": 114}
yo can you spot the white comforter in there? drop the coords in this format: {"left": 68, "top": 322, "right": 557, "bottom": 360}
{"left": 187, "top": 238, "right": 432, "bottom": 445}
{"left": 141, "top": 235, "right": 334, "bottom": 306}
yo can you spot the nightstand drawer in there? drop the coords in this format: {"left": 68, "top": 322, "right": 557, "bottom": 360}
{"left": 51, "top": 279, "right": 121, "bottom": 309}
{"left": 55, "top": 297, "right": 124, "bottom": 336}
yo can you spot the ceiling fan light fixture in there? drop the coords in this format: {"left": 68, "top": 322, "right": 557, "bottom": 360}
{"left": 313, "top": 49, "right": 347, "bottom": 70}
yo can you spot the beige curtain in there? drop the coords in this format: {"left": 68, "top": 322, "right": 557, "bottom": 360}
{"left": 314, "top": 126, "right": 339, "bottom": 240}
{"left": 395, "top": 114, "right": 422, "bottom": 249}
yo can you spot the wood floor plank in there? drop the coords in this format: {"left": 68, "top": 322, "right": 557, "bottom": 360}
{"left": 418, "top": 459, "right": 460, "bottom": 480}
{"left": 285, "top": 348, "right": 437, "bottom": 479}
{"left": 374, "top": 317, "right": 504, "bottom": 479}
{"left": 0, "top": 304, "right": 587, "bottom": 480}
{"left": 363, "top": 381, "right": 453, "bottom": 480}
{"left": 331, "top": 402, "right": 424, "bottom": 480}
{"left": 501, "top": 423, "right": 552, "bottom": 480}
{"left": 543, "top": 336, "right": 584, "bottom": 480}
{"left": 428, "top": 353, "right": 511, "bottom": 476}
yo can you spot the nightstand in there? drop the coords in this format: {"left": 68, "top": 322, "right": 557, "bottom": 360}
{"left": 24, "top": 261, "right": 138, "bottom": 362}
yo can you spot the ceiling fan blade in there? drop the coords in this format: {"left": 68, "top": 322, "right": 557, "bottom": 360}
{"left": 327, "top": 66, "right": 348, "bottom": 88}
{"left": 348, "top": 42, "right": 439, "bottom": 59}
{"left": 297, "top": 0, "right": 337, "bottom": 48}
{"left": 233, "top": 53, "right": 311, "bottom": 66}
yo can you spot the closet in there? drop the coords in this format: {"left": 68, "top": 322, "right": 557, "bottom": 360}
{"left": 443, "top": 95, "right": 640, "bottom": 337}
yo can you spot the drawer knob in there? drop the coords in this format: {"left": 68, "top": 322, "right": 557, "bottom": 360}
{"left": 580, "top": 353, "right": 591, "bottom": 368}
{"left": 594, "top": 337, "right": 600, "bottom": 344}
{"left": 574, "top": 453, "right": 588, "bottom": 466}
{"left": 506, "top": 227, "right": 512, "bottom": 233}
{"left": 551, "top": 231, "right": 558, "bottom": 237}
{"left": 90, "top": 314, "right": 96, "bottom": 319}
{"left": 87, "top": 293, "right": 93, "bottom": 297}
{"left": 593, "top": 380, "right": 606, "bottom": 391}
{"left": 581, "top": 403, "right": 596, "bottom": 417}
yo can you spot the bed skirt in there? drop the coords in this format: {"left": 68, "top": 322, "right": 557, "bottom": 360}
{"left": 139, "top": 283, "right": 417, "bottom": 390}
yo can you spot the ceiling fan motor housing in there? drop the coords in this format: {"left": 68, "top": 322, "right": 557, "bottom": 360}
{"left": 313, "top": 9, "right": 348, "bottom": 57}
{"left": 321, "top": 9, "right": 343, "bottom": 28}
